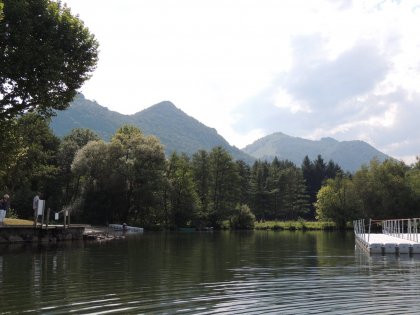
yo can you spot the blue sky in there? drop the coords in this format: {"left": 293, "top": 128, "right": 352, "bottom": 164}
{"left": 65, "top": 0, "right": 420, "bottom": 163}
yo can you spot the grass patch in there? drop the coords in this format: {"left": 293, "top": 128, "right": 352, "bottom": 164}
{"left": 3, "top": 218, "right": 33, "bottom": 226}
{"left": 255, "top": 220, "right": 338, "bottom": 231}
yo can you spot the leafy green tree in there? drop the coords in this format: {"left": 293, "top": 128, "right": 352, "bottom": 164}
{"left": 315, "top": 176, "right": 360, "bottom": 228}
{"left": 57, "top": 128, "right": 100, "bottom": 204}
{"left": 71, "top": 140, "right": 115, "bottom": 223}
{"left": 250, "top": 160, "right": 270, "bottom": 220}
{"left": 167, "top": 153, "right": 199, "bottom": 227}
{"left": 302, "top": 155, "right": 342, "bottom": 219}
{"left": 208, "top": 147, "right": 239, "bottom": 227}
{"left": 414, "top": 156, "right": 420, "bottom": 170}
{"left": 0, "top": 0, "right": 99, "bottom": 120}
{"left": 129, "top": 133, "right": 167, "bottom": 226}
{"left": 316, "top": 158, "right": 420, "bottom": 226}
{"left": 235, "top": 160, "right": 251, "bottom": 206}
{"left": 407, "top": 158, "right": 420, "bottom": 209}
{"left": 63, "top": 128, "right": 101, "bottom": 148}
{"left": 353, "top": 159, "right": 413, "bottom": 219}
{"left": 0, "top": 113, "right": 60, "bottom": 217}
{"left": 191, "top": 150, "right": 211, "bottom": 220}
{"left": 0, "top": 119, "right": 23, "bottom": 184}
{"left": 71, "top": 126, "right": 166, "bottom": 226}
{"left": 278, "top": 167, "right": 309, "bottom": 220}
{"left": 266, "top": 159, "right": 303, "bottom": 220}
{"left": 230, "top": 204, "right": 256, "bottom": 230}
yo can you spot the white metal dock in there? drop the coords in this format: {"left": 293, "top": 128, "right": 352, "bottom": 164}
{"left": 354, "top": 218, "right": 420, "bottom": 254}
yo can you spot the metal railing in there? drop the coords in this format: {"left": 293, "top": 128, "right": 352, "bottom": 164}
{"left": 382, "top": 218, "right": 420, "bottom": 242}
{"left": 353, "top": 219, "right": 370, "bottom": 243}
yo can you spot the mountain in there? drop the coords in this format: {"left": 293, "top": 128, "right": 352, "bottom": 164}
{"left": 242, "top": 132, "right": 390, "bottom": 172}
{"left": 51, "top": 95, "right": 391, "bottom": 171}
{"left": 50, "top": 94, "right": 254, "bottom": 163}
{"left": 50, "top": 94, "right": 128, "bottom": 140}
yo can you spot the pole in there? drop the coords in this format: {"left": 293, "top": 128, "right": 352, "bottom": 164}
{"left": 46, "top": 208, "right": 50, "bottom": 229}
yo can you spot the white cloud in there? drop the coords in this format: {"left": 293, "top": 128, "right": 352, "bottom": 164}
{"left": 64, "top": 0, "right": 420, "bottom": 160}
{"left": 272, "top": 88, "right": 311, "bottom": 114}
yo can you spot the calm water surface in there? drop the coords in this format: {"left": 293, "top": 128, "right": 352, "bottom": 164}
{"left": 1, "top": 231, "right": 420, "bottom": 314}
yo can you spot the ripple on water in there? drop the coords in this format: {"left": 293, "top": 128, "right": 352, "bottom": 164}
{"left": 3, "top": 232, "right": 420, "bottom": 314}
{"left": 38, "top": 268, "right": 420, "bottom": 314}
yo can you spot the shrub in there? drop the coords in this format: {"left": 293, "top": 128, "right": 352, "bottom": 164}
{"left": 230, "top": 204, "right": 256, "bottom": 230}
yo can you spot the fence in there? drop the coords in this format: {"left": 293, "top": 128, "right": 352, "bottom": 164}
{"left": 353, "top": 219, "right": 370, "bottom": 243}
{"left": 382, "top": 218, "right": 420, "bottom": 242}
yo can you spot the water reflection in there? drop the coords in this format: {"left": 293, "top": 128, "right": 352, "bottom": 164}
{"left": 1, "top": 232, "right": 420, "bottom": 314}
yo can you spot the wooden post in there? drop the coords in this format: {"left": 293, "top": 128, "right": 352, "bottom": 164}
{"left": 41, "top": 207, "right": 45, "bottom": 228}
{"left": 46, "top": 208, "right": 50, "bottom": 229}
{"left": 63, "top": 210, "right": 66, "bottom": 228}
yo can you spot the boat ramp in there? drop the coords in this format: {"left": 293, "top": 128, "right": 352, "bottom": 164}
{"left": 354, "top": 218, "right": 420, "bottom": 254}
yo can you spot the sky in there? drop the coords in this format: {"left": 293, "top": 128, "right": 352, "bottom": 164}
{"left": 64, "top": 0, "right": 420, "bottom": 164}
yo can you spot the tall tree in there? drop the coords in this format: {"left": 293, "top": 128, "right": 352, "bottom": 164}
{"left": 71, "top": 140, "right": 113, "bottom": 223}
{"left": 235, "top": 160, "right": 251, "bottom": 206}
{"left": 167, "top": 153, "right": 199, "bottom": 227}
{"left": 315, "top": 176, "right": 360, "bottom": 228}
{"left": 0, "top": 0, "right": 99, "bottom": 120}
{"left": 57, "top": 128, "right": 100, "bottom": 204}
{"left": 191, "top": 150, "right": 210, "bottom": 219}
{"left": 302, "top": 155, "right": 342, "bottom": 219}
{"left": 278, "top": 167, "right": 310, "bottom": 220}
{"left": 71, "top": 126, "right": 166, "bottom": 225}
{"left": 353, "top": 159, "right": 413, "bottom": 219}
{"left": 130, "top": 133, "right": 166, "bottom": 226}
{"left": 0, "top": 113, "right": 60, "bottom": 217}
{"left": 407, "top": 157, "right": 420, "bottom": 208}
{"left": 250, "top": 160, "right": 270, "bottom": 221}
{"left": 208, "top": 147, "right": 239, "bottom": 227}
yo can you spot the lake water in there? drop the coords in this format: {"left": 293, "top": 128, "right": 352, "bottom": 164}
{"left": 1, "top": 231, "right": 420, "bottom": 314}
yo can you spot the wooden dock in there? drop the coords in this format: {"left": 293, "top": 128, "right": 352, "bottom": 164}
{"left": 0, "top": 225, "right": 86, "bottom": 244}
{"left": 354, "top": 218, "right": 420, "bottom": 255}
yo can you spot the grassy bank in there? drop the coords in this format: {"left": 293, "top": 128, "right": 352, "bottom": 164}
{"left": 1, "top": 218, "right": 351, "bottom": 231}
{"left": 2, "top": 218, "right": 34, "bottom": 226}
{"left": 254, "top": 220, "right": 347, "bottom": 231}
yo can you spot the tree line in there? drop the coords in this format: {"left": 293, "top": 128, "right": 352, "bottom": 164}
{"left": 4, "top": 114, "right": 419, "bottom": 230}
{"left": 0, "top": 114, "right": 342, "bottom": 229}
{"left": 315, "top": 158, "right": 420, "bottom": 228}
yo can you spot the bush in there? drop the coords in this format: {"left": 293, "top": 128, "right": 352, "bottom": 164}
{"left": 6, "top": 208, "right": 19, "bottom": 219}
{"left": 230, "top": 204, "right": 256, "bottom": 230}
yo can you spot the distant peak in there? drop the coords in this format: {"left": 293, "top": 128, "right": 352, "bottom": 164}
{"left": 152, "top": 101, "right": 176, "bottom": 109}
{"left": 133, "top": 101, "right": 180, "bottom": 116}
{"left": 273, "top": 131, "right": 287, "bottom": 136}
{"left": 320, "top": 137, "right": 338, "bottom": 142}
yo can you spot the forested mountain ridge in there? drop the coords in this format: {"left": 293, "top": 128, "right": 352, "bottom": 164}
{"left": 51, "top": 94, "right": 390, "bottom": 171}
{"left": 243, "top": 132, "right": 390, "bottom": 172}
{"left": 50, "top": 94, "right": 254, "bottom": 163}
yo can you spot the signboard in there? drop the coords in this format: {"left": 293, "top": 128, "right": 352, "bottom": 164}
{"left": 55, "top": 212, "right": 59, "bottom": 220}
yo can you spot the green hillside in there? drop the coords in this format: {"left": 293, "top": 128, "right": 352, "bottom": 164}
{"left": 50, "top": 95, "right": 391, "bottom": 171}
{"left": 242, "top": 132, "right": 390, "bottom": 172}
{"left": 50, "top": 94, "right": 254, "bottom": 163}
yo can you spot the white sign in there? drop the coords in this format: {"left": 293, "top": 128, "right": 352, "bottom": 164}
{"left": 55, "top": 212, "right": 59, "bottom": 220}
{"left": 37, "top": 200, "right": 45, "bottom": 216}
